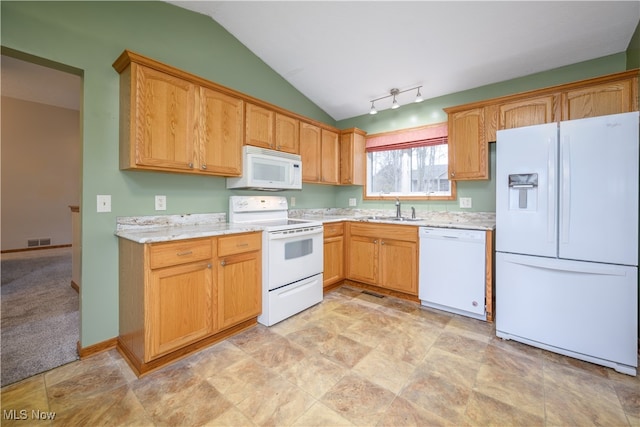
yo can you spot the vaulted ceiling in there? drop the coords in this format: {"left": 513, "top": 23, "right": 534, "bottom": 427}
{"left": 169, "top": 1, "right": 639, "bottom": 120}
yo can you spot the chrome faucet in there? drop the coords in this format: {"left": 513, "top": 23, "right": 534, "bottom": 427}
{"left": 395, "top": 197, "right": 401, "bottom": 218}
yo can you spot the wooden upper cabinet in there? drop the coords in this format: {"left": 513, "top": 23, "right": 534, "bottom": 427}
{"left": 499, "top": 94, "right": 558, "bottom": 130}
{"left": 300, "top": 123, "right": 341, "bottom": 184}
{"left": 300, "top": 122, "right": 322, "bottom": 182}
{"left": 321, "top": 129, "right": 340, "bottom": 184}
{"left": 340, "top": 128, "right": 366, "bottom": 185}
{"left": 245, "top": 102, "right": 274, "bottom": 149}
{"left": 447, "top": 108, "right": 489, "bottom": 180}
{"left": 275, "top": 113, "right": 300, "bottom": 154}
{"left": 562, "top": 79, "right": 637, "bottom": 120}
{"left": 444, "top": 69, "right": 637, "bottom": 181}
{"left": 125, "top": 63, "right": 197, "bottom": 171}
{"left": 198, "top": 87, "right": 243, "bottom": 176}
{"left": 114, "top": 51, "right": 245, "bottom": 176}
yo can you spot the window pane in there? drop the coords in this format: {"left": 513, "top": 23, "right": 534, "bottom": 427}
{"left": 366, "top": 144, "right": 452, "bottom": 197}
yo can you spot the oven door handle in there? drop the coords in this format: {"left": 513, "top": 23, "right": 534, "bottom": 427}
{"left": 268, "top": 228, "right": 323, "bottom": 240}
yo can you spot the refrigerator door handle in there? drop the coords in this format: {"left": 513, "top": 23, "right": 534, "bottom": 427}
{"left": 547, "top": 137, "right": 556, "bottom": 244}
{"left": 507, "top": 256, "right": 628, "bottom": 277}
{"left": 561, "top": 135, "right": 571, "bottom": 244}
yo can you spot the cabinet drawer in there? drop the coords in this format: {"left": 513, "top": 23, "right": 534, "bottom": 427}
{"left": 218, "top": 232, "right": 262, "bottom": 257}
{"left": 323, "top": 222, "right": 344, "bottom": 238}
{"left": 149, "top": 239, "right": 212, "bottom": 269}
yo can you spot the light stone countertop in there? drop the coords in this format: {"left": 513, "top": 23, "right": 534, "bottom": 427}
{"left": 115, "top": 213, "right": 264, "bottom": 244}
{"left": 290, "top": 208, "right": 496, "bottom": 231}
{"left": 115, "top": 209, "right": 496, "bottom": 244}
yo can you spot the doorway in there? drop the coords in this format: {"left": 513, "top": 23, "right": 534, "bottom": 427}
{"left": 0, "top": 50, "right": 82, "bottom": 386}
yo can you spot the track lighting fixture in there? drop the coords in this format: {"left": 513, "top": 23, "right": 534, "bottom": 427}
{"left": 369, "top": 85, "right": 423, "bottom": 114}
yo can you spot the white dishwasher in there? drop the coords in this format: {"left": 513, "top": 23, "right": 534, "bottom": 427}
{"left": 419, "top": 227, "right": 487, "bottom": 321}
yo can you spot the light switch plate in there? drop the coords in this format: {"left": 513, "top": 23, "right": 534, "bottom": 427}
{"left": 155, "top": 195, "right": 167, "bottom": 211}
{"left": 348, "top": 198, "right": 357, "bottom": 207}
{"left": 290, "top": 197, "right": 296, "bottom": 207}
{"left": 459, "top": 197, "right": 472, "bottom": 209}
{"left": 97, "top": 195, "right": 111, "bottom": 213}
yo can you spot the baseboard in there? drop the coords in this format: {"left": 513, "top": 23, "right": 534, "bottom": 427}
{"left": 1, "top": 244, "right": 72, "bottom": 254}
{"left": 77, "top": 337, "right": 118, "bottom": 359}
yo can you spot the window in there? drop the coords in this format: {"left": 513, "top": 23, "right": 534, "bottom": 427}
{"left": 365, "top": 123, "right": 455, "bottom": 200}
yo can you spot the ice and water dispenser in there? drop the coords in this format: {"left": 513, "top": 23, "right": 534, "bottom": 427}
{"left": 508, "top": 173, "right": 538, "bottom": 210}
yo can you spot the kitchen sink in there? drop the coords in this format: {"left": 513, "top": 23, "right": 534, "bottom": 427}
{"left": 391, "top": 217, "right": 423, "bottom": 222}
{"left": 361, "top": 216, "right": 423, "bottom": 222}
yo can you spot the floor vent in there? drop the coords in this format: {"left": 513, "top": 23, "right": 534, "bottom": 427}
{"left": 361, "top": 290, "right": 384, "bottom": 298}
{"left": 39, "top": 238, "right": 51, "bottom": 246}
{"left": 27, "top": 239, "right": 39, "bottom": 247}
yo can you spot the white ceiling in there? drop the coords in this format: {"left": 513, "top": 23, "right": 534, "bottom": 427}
{"left": 2, "top": 2, "right": 637, "bottom": 120}
{"left": 1, "top": 55, "right": 81, "bottom": 111}
{"left": 169, "top": 0, "right": 639, "bottom": 120}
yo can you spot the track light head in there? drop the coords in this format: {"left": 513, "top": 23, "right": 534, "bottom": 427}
{"left": 368, "top": 85, "right": 423, "bottom": 114}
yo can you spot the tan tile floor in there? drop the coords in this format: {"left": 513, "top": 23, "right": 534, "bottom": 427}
{"left": 2, "top": 285, "right": 639, "bottom": 426}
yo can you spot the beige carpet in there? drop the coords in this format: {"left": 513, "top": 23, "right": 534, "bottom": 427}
{"left": 1, "top": 248, "right": 79, "bottom": 386}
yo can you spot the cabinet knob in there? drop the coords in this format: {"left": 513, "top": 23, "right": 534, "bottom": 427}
{"left": 220, "top": 260, "right": 226, "bottom": 266}
{"left": 188, "top": 163, "right": 194, "bottom": 169}
{"left": 373, "top": 240, "right": 378, "bottom": 244}
{"left": 381, "top": 241, "right": 385, "bottom": 245}
{"left": 450, "top": 171, "right": 455, "bottom": 177}
{"left": 207, "top": 263, "right": 212, "bottom": 269}
{"left": 201, "top": 164, "right": 207, "bottom": 170}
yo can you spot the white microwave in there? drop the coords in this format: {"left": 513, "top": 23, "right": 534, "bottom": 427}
{"left": 226, "top": 146, "right": 302, "bottom": 191}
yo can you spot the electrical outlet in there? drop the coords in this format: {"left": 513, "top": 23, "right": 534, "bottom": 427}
{"left": 459, "top": 197, "right": 472, "bottom": 209}
{"left": 348, "top": 198, "right": 357, "bottom": 207}
{"left": 290, "top": 197, "right": 296, "bottom": 207}
{"left": 155, "top": 195, "right": 167, "bottom": 211}
{"left": 97, "top": 195, "right": 111, "bottom": 213}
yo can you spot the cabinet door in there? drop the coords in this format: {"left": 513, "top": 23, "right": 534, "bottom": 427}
{"left": 346, "top": 235, "right": 378, "bottom": 285}
{"left": 300, "top": 122, "right": 322, "bottom": 182}
{"left": 218, "top": 251, "right": 262, "bottom": 329}
{"left": 134, "top": 65, "right": 196, "bottom": 171}
{"left": 199, "top": 87, "right": 243, "bottom": 176}
{"left": 562, "top": 79, "right": 636, "bottom": 120}
{"left": 499, "top": 95, "right": 558, "bottom": 130}
{"left": 275, "top": 113, "right": 300, "bottom": 154}
{"left": 147, "top": 261, "right": 213, "bottom": 360}
{"left": 448, "top": 108, "right": 488, "bottom": 180}
{"left": 379, "top": 239, "right": 418, "bottom": 295}
{"left": 245, "top": 103, "right": 274, "bottom": 149}
{"left": 323, "top": 235, "right": 344, "bottom": 288}
{"left": 340, "top": 129, "right": 366, "bottom": 185}
{"left": 321, "top": 129, "right": 340, "bottom": 184}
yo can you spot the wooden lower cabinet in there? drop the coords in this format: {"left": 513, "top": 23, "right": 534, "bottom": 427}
{"left": 118, "top": 232, "right": 261, "bottom": 376}
{"left": 217, "top": 233, "right": 262, "bottom": 329}
{"left": 148, "top": 260, "right": 214, "bottom": 359}
{"left": 323, "top": 222, "right": 345, "bottom": 290}
{"left": 346, "top": 223, "right": 418, "bottom": 296}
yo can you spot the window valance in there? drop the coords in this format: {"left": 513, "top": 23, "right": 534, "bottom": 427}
{"left": 365, "top": 123, "right": 448, "bottom": 152}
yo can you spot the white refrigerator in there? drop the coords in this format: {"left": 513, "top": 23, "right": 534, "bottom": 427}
{"left": 495, "top": 111, "right": 639, "bottom": 376}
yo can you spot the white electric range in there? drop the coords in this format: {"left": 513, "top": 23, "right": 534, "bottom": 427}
{"left": 229, "top": 196, "right": 323, "bottom": 326}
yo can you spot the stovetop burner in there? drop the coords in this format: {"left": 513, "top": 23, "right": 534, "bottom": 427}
{"left": 229, "top": 196, "right": 321, "bottom": 231}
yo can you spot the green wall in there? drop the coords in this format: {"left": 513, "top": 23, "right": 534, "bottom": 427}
{"left": 1, "top": 1, "right": 635, "bottom": 347}
{"left": 1, "top": 1, "right": 337, "bottom": 347}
